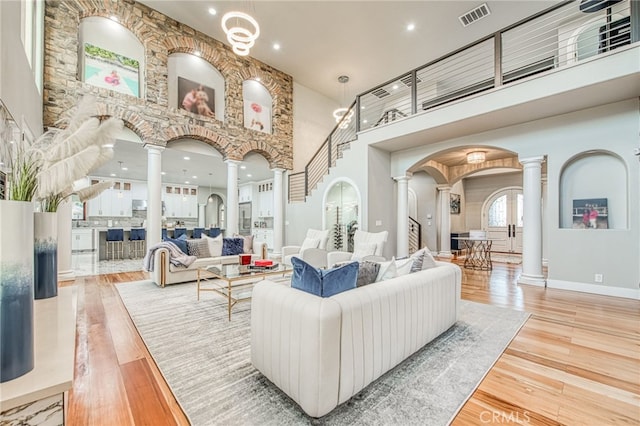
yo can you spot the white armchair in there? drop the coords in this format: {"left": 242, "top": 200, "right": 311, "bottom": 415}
{"left": 327, "top": 230, "right": 389, "bottom": 266}
{"left": 282, "top": 229, "right": 330, "bottom": 268}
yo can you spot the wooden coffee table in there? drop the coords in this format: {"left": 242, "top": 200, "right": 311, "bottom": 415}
{"left": 197, "top": 263, "right": 291, "bottom": 320}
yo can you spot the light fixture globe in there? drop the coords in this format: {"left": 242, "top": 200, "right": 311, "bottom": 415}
{"left": 221, "top": 11, "right": 260, "bottom": 57}
{"left": 466, "top": 151, "right": 486, "bottom": 164}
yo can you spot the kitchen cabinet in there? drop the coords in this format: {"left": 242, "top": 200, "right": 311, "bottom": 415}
{"left": 253, "top": 229, "right": 274, "bottom": 249}
{"left": 238, "top": 184, "right": 252, "bottom": 202}
{"left": 256, "top": 179, "right": 274, "bottom": 217}
{"left": 163, "top": 185, "right": 198, "bottom": 218}
{"left": 87, "top": 179, "right": 133, "bottom": 217}
{"left": 72, "top": 229, "right": 94, "bottom": 251}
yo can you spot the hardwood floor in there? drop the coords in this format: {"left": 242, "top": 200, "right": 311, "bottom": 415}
{"left": 60, "top": 262, "right": 640, "bottom": 425}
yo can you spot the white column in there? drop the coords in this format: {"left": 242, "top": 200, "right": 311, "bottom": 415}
{"left": 145, "top": 144, "right": 164, "bottom": 247}
{"left": 518, "top": 155, "right": 545, "bottom": 287}
{"left": 437, "top": 185, "right": 452, "bottom": 258}
{"left": 226, "top": 160, "right": 240, "bottom": 236}
{"left": 272, "top": 168, "right": 285, "bottom": 256}
{"left": 57, "top": 198, "right": 75, "bottom": 281}
{"left": 394, "top": 175, "right": 410, "bottom": 258}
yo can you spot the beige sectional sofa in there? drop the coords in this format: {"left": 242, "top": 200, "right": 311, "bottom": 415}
{"left": 148, "top": 240, "right": 266, "bottom": 287}
{"left": 250, "top": 261, "right": 461, "bottom": 417}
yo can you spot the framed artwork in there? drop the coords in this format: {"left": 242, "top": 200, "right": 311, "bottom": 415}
{"left": 83, "top": 43, "right": 140, "bottom": 97}
{"left": 178, "top": 77, "right": 216, "bottom": 119}
{"left": 572, "top": 198, "right": 608, "bottom": 229}
{"left": 243, "top": 101, "right": 271, "bottom": 134}
{"left": 450, "top": 193, "right": 461, "bottom": 215}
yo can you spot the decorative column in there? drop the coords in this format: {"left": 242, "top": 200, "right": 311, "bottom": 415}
{"left": 226, "top": 160, "right": 240, "bottom": 236}
{"left": 437, "top": 185, "right": 452, "bottom": 258}
{"left": 272, "top": 168, "right": 285, "bottom": 256}
{"left": 394, "top": 175, "right": 410, "bottom": 258}
{"left": 518, "top": 155, "right": 545, "bottom": 287}
{"left": 145, "top": 144, "right": 164, "bottom": 247}
{"left": 57, "top": 198, "right": 74, "bottom": 281}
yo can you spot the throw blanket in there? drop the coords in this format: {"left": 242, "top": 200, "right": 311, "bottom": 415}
{"left": 143, "top": 242, "right": 197, "bottom": 272}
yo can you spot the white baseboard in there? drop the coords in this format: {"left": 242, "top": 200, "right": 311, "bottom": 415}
{"left": 546, "top": 279, "right": 640, "bottom": 300}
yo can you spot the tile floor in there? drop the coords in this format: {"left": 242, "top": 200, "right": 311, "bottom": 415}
{"left": 71, "top": 252, "right": 145, "bottom": 277}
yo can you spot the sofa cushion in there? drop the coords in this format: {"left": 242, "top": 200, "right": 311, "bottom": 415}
{"left": 163, "top": 234, "right": 188, "bottom": 254}
{"left": 235, "top": 234, "right": 254, "bottom": 254}
{"left": 410, "top": 247, "right": 437, "bottom": 272}
{"left": 395, "top": 257, "right": 414, "bottom": 276}
{"left": 375, "top": 259, "right": 397, "bottom": 282}
{"left": 300, "top": 237, "right": 320, "bottom": 251}
{"left": 291, "top": 257, "right": 358, "bottom": 298}
{"left": 356, "top": 261, "right": 380, "bottom": 287}
{"left": 186, "top": 238, "right": 211, "bottom": 258}
{"left": 222, "top": 237, "right": 244, "bottom": 256}
{"left": 201, "top": 234, "right": 223, "bottom": 257}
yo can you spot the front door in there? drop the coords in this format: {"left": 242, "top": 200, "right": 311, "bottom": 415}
{"left": 483, "top": 188, "right": 523, "bottom": 254}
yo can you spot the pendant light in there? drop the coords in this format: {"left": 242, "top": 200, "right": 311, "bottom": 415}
{"left": 333, "top": 75, "right": 354, "bottom": 129}
{"left": 221, "top": 10, "right": 260, "bottom": 56}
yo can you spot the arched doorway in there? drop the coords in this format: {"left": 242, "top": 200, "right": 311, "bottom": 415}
{"left": 482, "top": 187, "right": 523, "bottom": 253}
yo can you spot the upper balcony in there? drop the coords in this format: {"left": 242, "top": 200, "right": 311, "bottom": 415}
{"left": 342, "top": 0, "right": 639, "bottom": 151}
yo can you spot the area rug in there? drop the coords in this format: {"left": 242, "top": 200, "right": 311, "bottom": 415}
{"left": 116, "top": 280, "right": 530, "bottom": 426}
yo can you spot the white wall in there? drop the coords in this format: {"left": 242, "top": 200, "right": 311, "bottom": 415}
{"left": 408, "top": 172, "right": 438, "bottom": 251}
{"left": 0, "top": 1, "right": 42, "bottom": 138}
{"left": 292, "top": 82, "right": 339, "bottom": 172}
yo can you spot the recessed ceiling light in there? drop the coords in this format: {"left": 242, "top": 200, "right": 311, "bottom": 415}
{"left": 273, "top": 43, "right": 280, "bottom": 50}
{"left": 247, "top": 174, "right": 252, "bottom": 178}
{"left": 161, "top": 171, "right": 166, "bottom": 175}
{"left": 194, "top": 51, "right": 201, "bottom": 57}
{"left": 185, "top": 181, "right": 190, "bottom": 184}
{"left": 240, "top": 165, "right": 246, "bottom": 169}
{"left": 407, "top": 23, "right": 415, "bottom": 31}
{"left": 122, "top": 167, "right": 128, "bottom": 171}
{"left": 192, "top": 175, "right": 197, "bottom": 179}
{"left": 208, "top": 7, "right": 217, "bottom": 15}
{"left": 361, "top": 106, "right": 366, "bottom": 110}
{"left": 102, "top": 143, "right": 114, "bottom": 148}
{"left": 183, "top": 156, "right": 190, "bottom": 160}
{"left": 392, "top": 84, "right": 399, "bottom": 90}
{"left": 110, "top": 16, "right": 119, "bottom": 22}
{"left": 110, "top": 173, "right": 116, "bottom": 177}
{"left": 363, "top": 119, "right": 368, "bottom": 123}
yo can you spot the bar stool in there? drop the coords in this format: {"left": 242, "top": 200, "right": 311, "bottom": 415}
{"left": 193, "top": 227, "right": 205, "bottom": 239}
{"left": 208, "top": 227, "right": 221, "bottom": 238}
{"left": 106, "top": 228, "right": 124, "bottom": 260}
{"left": 174, "top": 227, "right": 187, "bottom": 239}
{"left": 162, "top": 228, "right": 168, "bottom": 240}
{"left": 129, "top": 228, "right": 146, "bottom": 258}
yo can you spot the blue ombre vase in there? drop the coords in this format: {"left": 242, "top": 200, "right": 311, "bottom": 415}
{"left": 34, "top": 212, "right": 58, "bottom": 299}
{"left": 0, "top": 200, "right": 35, "bottom": 382}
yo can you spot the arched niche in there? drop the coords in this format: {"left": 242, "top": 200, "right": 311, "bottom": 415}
{"left": 559, "top": 151, "right": 627, "bottom": 229}
{"left": 323, "top": 179, "right": 361, "bottom": 252}
{"left": 168, "top": 53, "right": 225, "bottom": 122}
{"left": 78, "top": 17, "right": 144, "bottom": 98}
{"left": 242, "top": 80, "right": 272, "bottom": 134}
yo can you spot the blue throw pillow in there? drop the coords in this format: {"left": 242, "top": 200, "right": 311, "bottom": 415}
{"left": 291, "top": 257, "right": 358, "bottom": 297}
{"left": 222, "top": 237, "right": 244, "bottom": 256}
{"left": 163, "top": 233, "right": 188, "bottom": 254}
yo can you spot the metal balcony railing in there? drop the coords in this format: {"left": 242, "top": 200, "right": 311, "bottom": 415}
{"left": 289, "top": 0, "right": 637, "bottom": 202}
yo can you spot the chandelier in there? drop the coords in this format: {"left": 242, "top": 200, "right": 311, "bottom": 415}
{"left": 466, "top": 151, "right": 486, "bottom": 164}
{"left": 333, "top": 75, "right": 353, "bottom": 129}
{"left": 221, "top": 11, "right": 260, "bottom": 56}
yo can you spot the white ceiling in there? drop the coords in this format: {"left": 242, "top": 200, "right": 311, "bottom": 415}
{"left": 95, "top": 1, "right": 562, "bottom": 186}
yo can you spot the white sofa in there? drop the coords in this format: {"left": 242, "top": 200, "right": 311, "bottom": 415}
{"left": 250, "top": 261, "right": 461, "bottom": 417}
{"left": 148, "top": 240, "right": 266, "bottom": 287}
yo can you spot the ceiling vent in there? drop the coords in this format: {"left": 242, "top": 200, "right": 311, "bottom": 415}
{"left": 459, "top": 3, "right": 490, "bottom": 27}
{"left": 371, "top": 87, "right": 390, "bottom": 98}
{"left": 400, "top": 75, "right": 422, "bottom": 87}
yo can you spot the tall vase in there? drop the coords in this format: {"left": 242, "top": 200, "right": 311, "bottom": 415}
{"left": 34, "top": 211, "right": 58, "bottom": 299}
{"left": 0, "top": 200, "right": 35, "bottom": 382}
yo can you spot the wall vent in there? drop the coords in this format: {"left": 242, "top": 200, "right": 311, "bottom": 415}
{"left": 459, "top": 3, "right": 490, "bottom": 27}
{"left": 400, "top": 75, "right": 422, "bottom": 87}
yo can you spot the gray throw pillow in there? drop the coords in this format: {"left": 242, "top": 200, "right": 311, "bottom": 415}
{"left": 357, "top": 261, "right": 380, "bottom": 287}
{"left": 186, "top": 238, "right": 211, "bottom": 258}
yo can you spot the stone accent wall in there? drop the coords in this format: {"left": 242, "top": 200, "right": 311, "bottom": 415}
{"left": 43, "top": 0, "right": 293, "bottom": 169}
